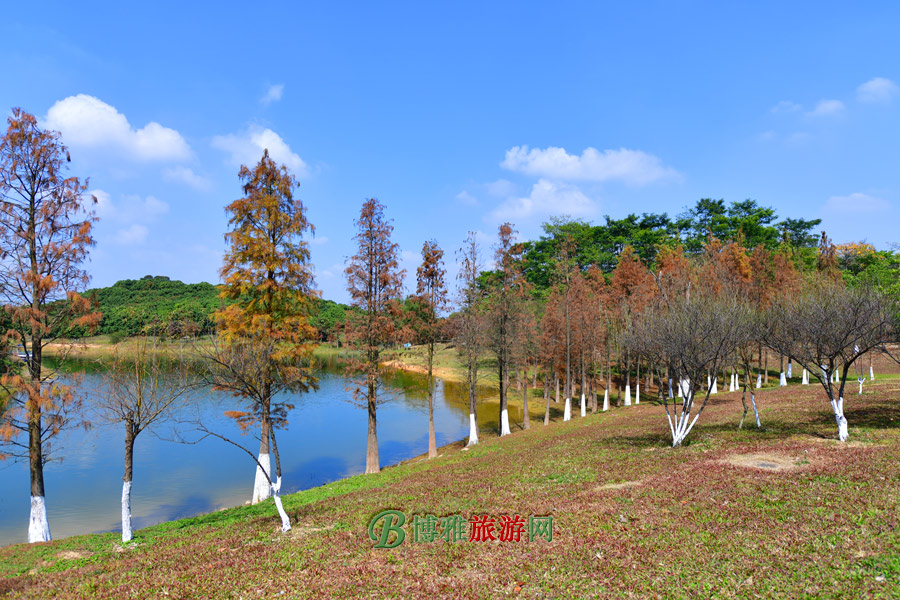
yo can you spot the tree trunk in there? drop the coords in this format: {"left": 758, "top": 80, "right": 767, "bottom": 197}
{"left": 121, "top": 423, "right": 136, "bottom": 542}
{"left": 499, "top": 360, "right": 511, "bottom": 436}
{"left": 427, "top": 341, "right": 437, "bottom": 459}
{"left": 27, "top": 385, "right": 50, "bottom": 543}
{"left": 466, "top": 354, "right": 478, "bottom": 447}
{"left": 522, "top": 369, "right": 530, "bottom": 430}
{"left": 268, "top": 427, "right": 291, "bottom": 532}
{"left": 555, "top": 373, "right": 559, "bottom": 403}
{"left": 365, "top": 374, "right": 380, "bottom": 473}
{"left": 543, "top": 370, "right": 551, "bottom": 425}
{"left": 252, "top": 413, "right": 273, "bottom": 503}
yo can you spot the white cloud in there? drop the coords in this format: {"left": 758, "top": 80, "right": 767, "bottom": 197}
{"left": 162, "top": 166, "right": 212, "bottom": 191}
{"left": 44, "top": 94, "right": 191, "bottom": 161}
{"left": 857, "top": 77, "right": 899, "bottom": 104}
{"left": 500, "top": 145, "right": 680, "bottom": 186}
{"left": 212, "top": 126, "right": 307, "bottom": 176}
{"left": 309, "top": 235, "right": 329, "bottom": 246}
{"left": 111, "top": 224, "right": 149, "bottom": 245}
{"left": 261, "top": 84, "right": 285, "bottom": 105}
{"left": 488, "top": 178, "right": 597, "bottom": 223}
{"left": 824, "top": 192, "right": 890, "bottom": 214}
{"left": 456, "top": 191, "right": 479, "bottom": 206}
{"left": 770, "top": 101, "right": 802, "bottom": 114}
{"left": 90, "top": 190, "right": 168, "bottom": 223}
{"left": 484, "top": 179, "right": 517, "bottom": 197}
{"left": 90, "top": 189, "right": 114, "bottom": 218}
{"left": 806, "top": 99, "right": 845, "bottom": 117}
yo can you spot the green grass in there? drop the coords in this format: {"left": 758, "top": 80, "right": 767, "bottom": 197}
{"left": 3, "top": 368, "right": 900, "bottom": 598}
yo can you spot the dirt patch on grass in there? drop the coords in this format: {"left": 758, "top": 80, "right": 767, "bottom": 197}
{"left": 723, "top": 453, "right": 801, "bottom": 471}
{"left": 597, "top": 480, "right": 643, "bottom": 491}
{"left": 55, "top": 550, "right": 93, "bottom": 560}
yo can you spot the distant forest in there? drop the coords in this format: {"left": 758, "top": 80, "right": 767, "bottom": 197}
{"left": 63, "top": 275, "right": 350, "bottom": 342}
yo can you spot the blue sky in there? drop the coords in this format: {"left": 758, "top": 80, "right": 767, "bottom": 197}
{"left": 2, "top": 2, "right": 898, "bottom": 303}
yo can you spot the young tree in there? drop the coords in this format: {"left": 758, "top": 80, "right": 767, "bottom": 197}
{"left": 345, "top": 198, "right": 404, "bottom": 473}
{"left": 0, "top": 109, "right": 100, "bottom": 542}
{"left": 215, "top": 149, "right": 318, "bottom": 506}
{"left": 627, "top": 283, "right": 754, "bottom": 447}
{"left": 100, "top": 338, "right": 192, "bottom": 542}
{"left": 454, "top": 231, "right": 485, "bottom": 446}
{"left": 764, "top": 278, "right": 897, "bottom": 441}
{"left": 414, "top": 240, "right": 447, "bottom": 458}
{"left": 485, "top": 223, "right": 525, "bottom": 436}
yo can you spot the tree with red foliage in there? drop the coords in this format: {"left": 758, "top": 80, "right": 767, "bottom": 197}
{"left": 202, "top": 149, "right": 318, "bottom": 530}
{"left": 0, "top": 109, "right": 100, "bottom": 542}
{"left": 345, "top": 198, "right": 405, "bottom": 473}
{"left": 485, "top": 223, "right": 525, "bottom": 436}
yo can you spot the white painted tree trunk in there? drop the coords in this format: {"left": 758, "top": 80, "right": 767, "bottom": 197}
{"left": 466, "top": 413, "right": 479, "bottom": 446}
{"left": 802, "top": 369, "right": 808, "bottom": 385}
{"left": 755, "top": 373, "right": 762, "bottom": 388}
{"left": 786, "top": 361, "right": 792, "bottom": 378}
{"left": 667, "top": 379, "right": 673, "bottom": 399}
{"left": 271, "top": 477, "right": 291, "bottom": 532}
{"left": 676, "top": 381, "right": 682, "bottom": 398}
{"left": 121, "top": 480, "right": 133, "bottom": 543}
{"left": 500, "top": 408, "right": 511, "bottom": 436}
{"left": 707, "top": 374, "right": 711, "bottom": 390}
{"left": 729, "top": 373, "right": 736, "bottom": 392}
{"left": 580, "top": 393, "right": 586, "bottom": 417}
{"left": 635, "top": 384, "right": 640, "bottom": 405}
{"left": 602, "top": 389, "right": 609, "bottom": 411}
{"left": 711, "top": 377, "right": 718, "bottom": 394}
{"left": 857, "top": 378, "right": 864, "bottom": 395}
{"left": 624, "top": 385, "right": 631, "bottom": 406}
{"left": 668, "top": 391, "right": 702, "bottom": 447}
{"left": 870, "top": 366, "right": 875, "bottom": 381}
{"left": 252, "top": 453, "right": 272, "bottom": 505}
{"left": 28, "top": 496, "right": 51, "bottom": 543}
{"left": 831, "top": 396, "right": 849, "bottom": 441}
{"left": 750, "top": 392, "right": 761, "bottom": 428}
{"left": 779, "top": 372, "right": 787, "bottom": 387}
{"left": 563, "top": 398, "right": 571, "bottom": 421}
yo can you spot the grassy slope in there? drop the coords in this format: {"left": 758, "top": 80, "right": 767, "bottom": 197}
{"left": 2, "top": 374, "right": 900, "bottom": 598}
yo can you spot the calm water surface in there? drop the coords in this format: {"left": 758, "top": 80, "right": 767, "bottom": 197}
{"left": 0, "top": 359, "right": 514, "bottom": 547}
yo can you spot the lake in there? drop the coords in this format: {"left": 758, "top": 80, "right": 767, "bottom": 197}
{"left": 0, "top": 359, "right": 515, "bottom": 547}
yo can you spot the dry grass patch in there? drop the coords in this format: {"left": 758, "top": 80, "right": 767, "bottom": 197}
{"left": 722, "top": 453, "right": 803, "bottom": 472}
{"left": 597, "top": 480, "right": 643, "bottom": 491}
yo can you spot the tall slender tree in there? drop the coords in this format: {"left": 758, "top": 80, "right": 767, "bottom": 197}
{"left": 0, "top": 109, "right": 100, "bottom": 543}
{"left": 415, "top": 240, "right": 447, "bottom": 459}
{"left": 215, "top": 148, "right": 318, "bottom": 508}
{"left": 485, "top": 223, "right": 524, "bottom": 437}
{"left": 345, "top": 198, "right": 404, "bottom": 473}
{"left": 455, "top": 231, "right": 485, "bottom": 446}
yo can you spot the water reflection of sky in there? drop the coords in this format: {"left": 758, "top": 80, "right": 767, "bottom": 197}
{"left": 0, "top": 365, "right": 490, "bottom": 547}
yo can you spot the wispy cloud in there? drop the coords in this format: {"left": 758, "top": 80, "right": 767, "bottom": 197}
{"left": 806, "top": 99, "right": 844, "bottom": 118}
{"left": 501, "top": 145, "right": 680, "bottom": 186}
{"left": 163, "top": 166, "right": 212, "bottom": 191}
{"left": 857, "top": 77, "right": 899, "bottom": 104}
{"left": 824, "top": 192, "right": 890, "bottom": 214}
{"left": 261, "top": 84, "right": 285, "bottom": 105}
{"left": 487, "top": 178, "right": 597, "bottom": 223}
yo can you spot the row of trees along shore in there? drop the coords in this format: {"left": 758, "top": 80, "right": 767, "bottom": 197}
{"left": 2, "top": 108, "right": 900, "bottom": 544}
